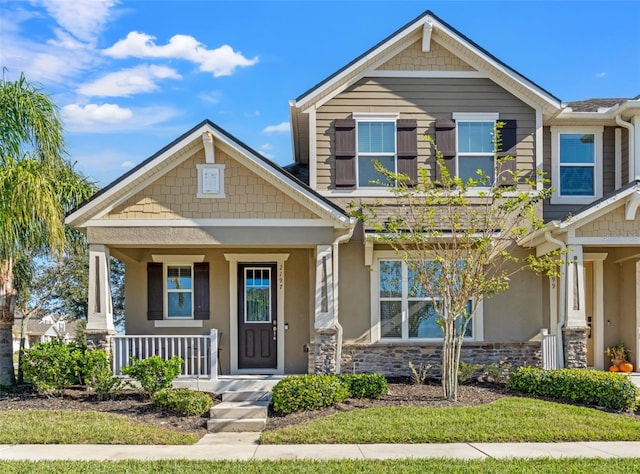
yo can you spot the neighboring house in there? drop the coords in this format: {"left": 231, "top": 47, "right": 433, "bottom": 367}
{"left": 65, "top": 11, "right": 640, "bottom": 376}
{"left": 13, "top": 312, "right": 80, "bottom": 350}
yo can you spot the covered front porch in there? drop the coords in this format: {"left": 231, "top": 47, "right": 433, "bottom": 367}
{"left": 525, "top": 182, "right": 640, "bottom": 371}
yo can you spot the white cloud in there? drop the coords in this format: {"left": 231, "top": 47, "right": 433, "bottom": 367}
{"left": 263, "top": 122, "right": 290, "bottom": 134}
{"left": 61, "top": 105, "right": 179, "bottom": 133}
{"left": 260, "top": 144, "right": 274, "bottom": 159}
{"left": 595, "top": 72, "right": 607, "bottom": 78}
{"left": 103, "top": 31, "right": 258, "bottom": 77}
{"left": 0, "top": 1, "right": 117, "bottom": 85}
{"left": 41, "top": 0, "right": 117, "bottom": 43}
{"left": 198, "top": 90, "right": 222, "bottom": 105}
{"left": 77, "top": 65, "right": 182, "bottom": 97}
{"left": 121, "top": 161, "right": 135, "bottom": 168}
{"left": 62, "top": 103, "right": 133, "bottom": 126}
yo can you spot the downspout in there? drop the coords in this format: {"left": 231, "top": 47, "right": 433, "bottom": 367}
{"left": 615, "top": 114, "right": 635, "bottom": 182}
{"left": 544, "top": 232, "right": 566, "bottom": 369}
{"left": 332, "top": 220, "right": 356, "bottom": 374}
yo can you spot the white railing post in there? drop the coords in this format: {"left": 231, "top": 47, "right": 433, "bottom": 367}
{"left": 209, "top": 328, "right": 218, "bottom": 380}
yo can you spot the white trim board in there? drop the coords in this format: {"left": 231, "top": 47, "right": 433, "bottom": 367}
{"left": 86, "top": 218, "right": 335, "bottom": 227}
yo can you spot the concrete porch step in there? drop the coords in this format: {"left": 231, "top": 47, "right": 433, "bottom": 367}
{"left": 207, "top": 386, "right": 274, "bottom": 433}
{"left": 206, "top": 417, "right": 267, "bottom": 432}
{"left": 210, "top": 400, "right": 270, "bottom": 419}
{"left": 221, "top": 390, "right": 272, "bottom": 402}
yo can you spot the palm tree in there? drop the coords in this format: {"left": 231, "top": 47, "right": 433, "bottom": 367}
{"left": 0, "top": 73, "right": 95, "bottom": 385}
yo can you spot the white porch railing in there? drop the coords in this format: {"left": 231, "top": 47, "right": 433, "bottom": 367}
{"left": 112, "top": 329, "right": 218, "bottom": 379}
{"left": 541, "top": 328, "right": 558, "bottom": 370}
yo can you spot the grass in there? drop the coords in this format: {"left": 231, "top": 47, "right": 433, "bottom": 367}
{"left": 1, "top": 459, "right": 640, "bottom": 473}
{"left": 261, "top": 397, "right": 640, "bottom": 444}
{"left": 0, "top": 410, "right": 198, "bottom": 445}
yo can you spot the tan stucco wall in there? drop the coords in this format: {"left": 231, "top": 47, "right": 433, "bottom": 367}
{"left": 105, "top": 148, "right": 317, "bottom": 220}
{"left": 376, "top": 39, "right": 476, "bottom": 71}
{"left": 575, "top": 205, "right": 640, "bottom": 238}
{"left": 337, "top": 237, "right": 372, "bottom": 343}
{"left": 483, "top": 246, "right": 544, "bottom": 341}
{"left": 336, "top": 238, "right": 545, "bottom": 344}
{"left": 122, "top": 248, "right": 311, "bottom": 374}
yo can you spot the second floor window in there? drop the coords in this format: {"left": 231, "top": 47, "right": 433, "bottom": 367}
{"left": 357, "top": 120, "right": 396, "bottom": 187}
{"left": 457, "top": 120, "right": 495, "bottom": 185}
{"left": 550, "top": 126, "right": 603, "bottom": 205}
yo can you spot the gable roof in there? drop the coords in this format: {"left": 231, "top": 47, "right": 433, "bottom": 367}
{"left": 66, "top": 120, "right": 352, "bottom": 229}
{"left": 292, "top": 10, "right": 561, "bottom": 112}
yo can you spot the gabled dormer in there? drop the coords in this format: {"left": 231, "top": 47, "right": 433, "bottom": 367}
{"left": 289, "top": 10, "right": 562, "bottom": 200}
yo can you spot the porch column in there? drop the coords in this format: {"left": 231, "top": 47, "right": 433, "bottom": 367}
{"left": 310, "top": 245, "right": 338, "bottom": 374}
{"left": 87, "top": 244, "right": 116, "bottom": 350}
{"left": 563, "top": 245, "right": 588, "bottom": 368}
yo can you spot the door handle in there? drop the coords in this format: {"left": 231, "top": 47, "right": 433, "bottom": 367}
{"left": 272, "top": 321, "right": 277, "bottom": 341}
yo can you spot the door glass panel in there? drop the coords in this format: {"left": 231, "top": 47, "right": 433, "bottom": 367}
{"left": 245, "top": 268, "right": 271, "bottom": 323}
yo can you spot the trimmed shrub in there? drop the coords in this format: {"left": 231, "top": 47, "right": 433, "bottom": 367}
{"left": 152, "top": 388, "right": 213, "bottom": 416}
{"left": 457, "top": 361, "right": 483, "bottom": 384}
{"left": 122, "top": 355, "right": 183, "bottom": 396}
{"left": 83, "top": 350, "right": 127, "bottom": 400}
{"left": 271, "top": 374, "right": 350, "bottom": 415}
{"left": 21, "top": 341, "right": 84, "bottom": 395}
{"left": 339, "top": 373, "right": 388, "bottom": 399}
{"left": 508, "top": 367, "right": 638, "bottom": 411}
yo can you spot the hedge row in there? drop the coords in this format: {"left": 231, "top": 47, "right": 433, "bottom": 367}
{"left": 508, "top": 367, "right": 638, "bottom": 411}
{"left": 271, "top": 373, "right": 388, "bottom": 415}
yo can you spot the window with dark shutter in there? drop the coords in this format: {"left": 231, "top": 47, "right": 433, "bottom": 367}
{"left": 334, "top": 119, "right": 356, "bottom": 187}
{"left": 497, "top": 120, "right": 517, "bottom": 185}
{"left": 435, "top": 119, "right": 457, "bottom": 180}
{"left": 147, "top": 262, "right": 163, "bottom": 320}
{"left": 193, "top": 262, "right": 210, "bottom": 320}
{"left": 396, "top": 119, "right": 418, "bottom": 186}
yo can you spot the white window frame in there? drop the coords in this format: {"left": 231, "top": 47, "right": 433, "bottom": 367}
{"left": 353, "top": 113, "right": 399, "bottom": 188}
{"left": 151, "top": 254, "right": 205, "bottom": 327}
{"left": 243, "top": 266, "right": 272, "bottom": 324}
{"left": 453, "top": 112, "right": 499, "bottom": 187}
{"left": 165, "top": 264, "right": 194, "bottom": 319}
{"left": 550, "top": 126, "right": 603, "bottom": 205}
{"left": 370, "top": 251, "right": 483, "bottom": 342}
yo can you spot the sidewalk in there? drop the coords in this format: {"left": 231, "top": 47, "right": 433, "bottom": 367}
{"left": 1, "top": 434, "right": 639, "bottom": 461}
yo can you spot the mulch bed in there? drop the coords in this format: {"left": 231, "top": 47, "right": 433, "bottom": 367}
{"left": 0, "top": 387, "right": 215, "bottom": 437}
{"left": 0, "top": 381, "right": 509, "bottom": 436}
{"left": 265, "top": 381, "right": 508, "bottom": 430}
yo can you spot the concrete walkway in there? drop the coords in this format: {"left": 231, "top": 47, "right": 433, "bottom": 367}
{"left": 1, "top": 434, "right": 639, "bottom": 461}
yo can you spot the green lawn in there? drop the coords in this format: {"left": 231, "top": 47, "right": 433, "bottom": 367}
{"left": 261, "top": 397, "right": 640, "bottom": 444}
{"left": 2, "top": 459, "right": 640, "bottom": 473}
{"left": 0, "top": 410, "right": 198, "bottom": 445}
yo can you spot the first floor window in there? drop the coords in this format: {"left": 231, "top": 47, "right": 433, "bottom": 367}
{"left": 167, "top": 265, "right": 193, "bottom": 318}
{"left": 378, "top": 259, "right": 473, "bottom": 340}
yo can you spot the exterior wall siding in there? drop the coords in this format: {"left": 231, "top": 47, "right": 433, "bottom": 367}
{"left": 106, "top": 148, "right": 317, "bottom": 220}
{"left": 122, "top": 247, "right": 311, "bottom": 374}
{"left": 315, "top": 77, "right": 536, "bottom": 191}
{"left": 575, "top": 205, "right": 640, "bottom": 237}
{"left": 376, "top": 39, "right": 475, "bottom": 71}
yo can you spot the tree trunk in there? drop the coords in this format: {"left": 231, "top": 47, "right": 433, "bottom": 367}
{"left": 0, "top": 258, "right": 16, "bottom": 386}
{"left": 442, "top": 319, "right": 458, "bottom": 401}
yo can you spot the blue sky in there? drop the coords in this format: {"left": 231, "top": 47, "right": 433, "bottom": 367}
{"left": 1, "top": 0, "right": 639, "bottom": 187}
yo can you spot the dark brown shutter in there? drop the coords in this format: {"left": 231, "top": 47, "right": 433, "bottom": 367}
{"left": 396, "top": 119, "right": 418, "bottom": 186}
{"left": 497, "top": 120, "right": 517, "bottom": 185}
{"left": 193, "top": 262, "right": 210, "bottom": 320}
{"left": 334, "top": 119, "right": 356, "bottom": 187}
{"left": 435, "top": 119, "right": 457, "bottom": 181}
{"left": 147, "top": 262, "right": 163, "bottom": 320}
